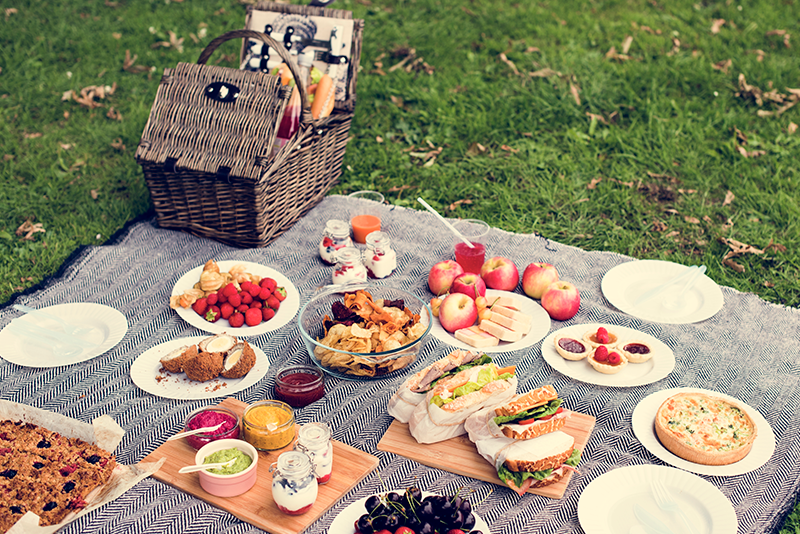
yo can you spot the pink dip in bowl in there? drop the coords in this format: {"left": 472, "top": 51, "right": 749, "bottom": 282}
{"left": 184, "top": 407, "right": 240, "bottom": 450}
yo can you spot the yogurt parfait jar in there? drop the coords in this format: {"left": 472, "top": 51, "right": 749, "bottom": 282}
{"left": 363, "top": 231, "right": 397, "bottom": 279}
{"left": 295, "top": 422, "right": 333, "bottom": 484}
{"left": 331, "top": 247, "right": 367, "bottom": 285}
{"left": 319, "top": 219, "right": 353, "bottom": 265}
{"left": 270, "top": 451, "right": 318, "bottom": 515}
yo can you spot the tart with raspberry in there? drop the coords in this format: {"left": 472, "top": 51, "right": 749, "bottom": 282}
{"left": 616, "top": 340, "right": 654, "bottom": 363}
{"left": 554, "top": 335, "right": 592, "bottom": 361}
{"left": 587, "top": 346, "right": 628, "bottom": 375}
{"left": 583, "top": 326, "right": 619, "bottom": 349}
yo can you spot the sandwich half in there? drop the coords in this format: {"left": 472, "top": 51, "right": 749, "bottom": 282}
{"left": 475, "top": 431, "right": 581, "bottom": 495}
{"left": 489, "top": 385, "right": 570, "bottom": 440}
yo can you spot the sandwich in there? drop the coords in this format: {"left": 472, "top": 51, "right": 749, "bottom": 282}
{"left": 489, "top": 385, "right": 570, "bottom": 440}
{"left": 388, "top": 350, "right": 490, "bottom": 423}
{"left": 408, "top": 362, "right": 518, "bottom": 444}
{"left": 475, "top": 431, "right": 581, "bottom": 495}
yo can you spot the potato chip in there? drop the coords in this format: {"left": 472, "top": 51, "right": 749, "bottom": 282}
{"left": 350, "top": 323, "right": 373, "bottom": 339}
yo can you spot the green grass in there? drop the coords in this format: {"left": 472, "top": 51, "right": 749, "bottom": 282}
{"left": 2, "top": 0, "right": 800, "bottom": 528}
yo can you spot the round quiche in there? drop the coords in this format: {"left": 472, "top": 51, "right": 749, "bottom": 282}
{"left": 655, "top": 392, "right": 758, "bottom": 466}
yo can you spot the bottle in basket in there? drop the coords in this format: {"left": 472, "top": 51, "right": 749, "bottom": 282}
{"left": 363, "top": 231, "right": 397, "bottom": 279}
{"left": 270, "top": 451, "right": 318, "bottom": 515}
{"left": 319, "top": 219, "right": 353, "bottom": 264}
{"left": 295, "top": 422, "right": 333, "bottom": 484}
{"left": 332, "top": 247, "right": 367, "bottom": 285}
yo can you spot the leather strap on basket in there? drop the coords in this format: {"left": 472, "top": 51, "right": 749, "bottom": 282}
{"left": 197, "top": 29, "right": 314, "bottom": 128}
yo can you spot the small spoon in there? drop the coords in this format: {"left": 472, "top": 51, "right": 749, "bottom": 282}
{"left": 167, "top": 422, "right": 225, "bottom": 442}
{"left": 178, "top": 458, "right": 236, "bottom": 474}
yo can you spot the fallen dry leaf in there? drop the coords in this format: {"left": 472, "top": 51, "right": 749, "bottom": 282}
{"left": 3, "top": 154, "right": 13, "bottom": 161}
{"left": 69, "top": 160, "right": 85, "bottom": 172}
{"left": 605, "top": 46, "right": 632, "bottom": 62}
{"left": 386, "top": 185, "right": 415, "bottom": 193}
{"left": 499, "top": 53, "right": 519, "bottom": 75}
{"left": 447, "top": 199, "right": 473, "bottom": 211}
{"left": 736, "top": 146, "right": 766, "bottom": 158}
{"left": 652, "top": 220, "right": 668, "bottom": 232}
{"left": 151, "top": 31, "right": 184, "bottom": 53}
{"left": 587, "top": 177, "right": 602, "bottom": 189}
{"left": 765, "top": 239, "right": 787, "bottom": 253}
{"left": 500, "top": 145, "right": 518, "bottom": 153}
{"left": 665, "top": 230, "right": 680, "bottom": 238}
{"left": 723, "top": 258, "right": 746, "bottom": 273}
{"left": 703, "top": 216, "right": 713, "bottom": 223}
{"left": 112, "top": 32, "right": 121, "bottom": 39}
{"left": 621, "top": 35, "right": 634, "bottom": 55}
{"left": 90, "top": 190, "right": 99, "bottom": 200}
{"left": 722, "top": 218, "right": 734, "bottom": 231}
{"left": 375, "top": 136, "right": 383, "bottom": 143}
{"left": 664, "top": 208, "right": 680, "bottom": 215}
{"left": 586, "top": 112, "right": 608, "bottom": 125}
{"left": 525, "top": 46, "right": 541, "bottom": 53}
{"left": 720, "top": 237, "right": 764, "bottom": 260}
{"left": 684, "top": 216, "right": 701, "bottom": 224}
{"left": 16, "top": 220, "right": 45, "bottom": 240}
{"left": 123, "top": 50, "right": 152, "bottom": 74}
{"left": 608, "top": 177, "right": 635, "bottom": 188}
{"left": 712, "top": 59, "right": 732, "bottom": 74}
{"left": 23, "top": 132, "right": 42, "bottom": 139}
{"left": 764, "top": 281, "right": 775, "bottom": 288}
{"left": 667, "top": 37, "right": 681, "bottom": 57}
{"left": 766, "top": 29, "right": 791, "bottom": 48}
{"left": 749, "top": 49, "right": 765, "bottom": 62}
{"left": 388, "top": 48, "right": 416, "bottom": 72}
{"left": 5, "top": 8, "right": 18, "bottom": 18}
{"left": 110, "top": 138, "right": 126, "bottom": 151}
{"left": 788, "top": 122, "right": 798, "bottom": 134}
{"left": 711, "top": 19, "right": 726, "bottom": 34}
{"left": 569, "top": 83, "right": 581, "bottom": 105}
{"left": 677, "top": 189, "right": 697, "bottom": 194}
{"left": 529, "top": 68, "right": 561, "bottom": 78}
{"left": 106, "top": 107, "right": 122, "bottom": 121}
{"left": 723, "top": 190, "right": 735, "bottom": 206}
{"left": 466, "top": 142, "right": 486, "bottom": 156}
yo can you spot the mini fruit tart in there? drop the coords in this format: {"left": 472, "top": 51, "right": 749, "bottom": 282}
{"left": 616, "top": 340, "right": 654, "bottom": 363}
{"left": 588, "top": 345, "right": 628, "bottom": 375}
{"left": 554, "top": 335, "right": 593, "bottom": 361}
{"left": 583, "top": 326, "right": 619, "bottom": 349}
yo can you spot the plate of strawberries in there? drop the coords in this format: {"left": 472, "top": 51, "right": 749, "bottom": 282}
{"left": 170, "top": 260, "right": 299, "bottom": 337}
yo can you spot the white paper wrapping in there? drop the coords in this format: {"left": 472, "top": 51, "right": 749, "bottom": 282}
{"left": 386, "top": 385, "right": 426, "bottom": 424}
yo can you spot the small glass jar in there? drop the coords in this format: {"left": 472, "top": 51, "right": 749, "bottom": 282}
{"left": 183, "top": 406, "right": 240, "bottom": 450}
{"left": 275, "top": 365, "right": 325, "bottom": 408}
{"left": 295, "top": 422, "right": 333, "bottom": 484}
{"left": 363, "top": 231, "right": 397, "bottom": 279}
{"left": 332, "top": 247, "right": 368, "bottom": 285}
{"left": 270, "top": 451, "right": 318, "bottom": 515}
{"left": 242, "top": 400, "right": 295, "bottom": 451}
{"left": 319, "top": 219, "right": 353, "bottom": 265}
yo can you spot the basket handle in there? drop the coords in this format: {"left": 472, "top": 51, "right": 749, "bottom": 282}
{"left": 197, "top": 29, "right": 314, "bottom": 127}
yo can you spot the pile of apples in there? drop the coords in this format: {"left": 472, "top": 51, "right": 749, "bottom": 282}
{"left": 427, "top": 256, "right": 580, "bottom": 326}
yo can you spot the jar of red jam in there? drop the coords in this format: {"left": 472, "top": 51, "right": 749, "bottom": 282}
{"left": 275, "top": 365, "right": 325, "bottom": 408}
{"left": 183, "top": 406, "right": 240, "bottom": 450}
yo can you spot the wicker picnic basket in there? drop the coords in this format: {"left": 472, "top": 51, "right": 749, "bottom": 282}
{"left": 135, "top": 3, "right": 363, "bottom": 248}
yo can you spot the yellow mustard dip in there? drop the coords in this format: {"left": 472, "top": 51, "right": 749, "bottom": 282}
{"left": 243, "top": 401, "right": 295, "bottom": 451}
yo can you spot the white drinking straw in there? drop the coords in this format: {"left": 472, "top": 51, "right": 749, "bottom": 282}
{"left": 417, "top": 198, "right": 475, "bottom": 248}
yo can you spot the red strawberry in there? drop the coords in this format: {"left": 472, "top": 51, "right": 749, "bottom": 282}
{"left": 227, "top": 293, "right": 242, "bottom": 308}
{"left": 261, "top": 277, "right": 277, "bottom": 292}
{"left": 262, "top": 308, "right": 276, "bottom": 321}
{"left": 205, "top": 305, "right": 221, "bottom": 323}
{"left": 237, "top": 305, "right": 249, "bottom": 314}
{"left": 248, "top": 284, "right": 262, "bottom": 298}
{"left": 220, "top": 303, "right": 234, "bottom": 320}
{"left": 228, "top": 312, "right": 245, "bottom": 328}
{"left": 250, "top": 300, "right": 263, "bottom": 309}
{"left": 217, "top": 291, "right": 228, "bottom": 304}
{"left": 245, "top": 308, "right": 262, "bottom": 326}
{"left": 191, "top": 297, "right": 208, "bottom": 316}
{"left": 240, "top": 291, "right": 253, "bottom": 305}
{"left": 266, "top": 295, "right": 280, "bottom": 310}
{"left": 223, "top": 283, "right": 238, "bottom": 297}
{"left": 594, "top": 346, "right": 609, "bottom": 362}
{"left": 258, "top": 286, "right": 272, "bottom": 301}
{"left": 240, "top": 281, "right": 252, "bottom": 292}
{"left": 206, "top": 293, "right": 219, "bottom": 306}
{"left": 274, "top": 287, "right": 287, "bottom": 302}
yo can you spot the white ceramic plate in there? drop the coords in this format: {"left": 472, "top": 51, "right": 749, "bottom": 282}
{"left": 0, "top": 303, "right": 128, "bottom": 367}
{"left": 171, "top": 260, "right": 299, "bottom": 337}
{"left": 578, "top": 464, "right": 737, "bottom": 534}
{"left": 602, "top": 260, "right": 724, "bottom": 324}
{"left": 541, "top": 323, "right": 674, "bottom": 387}
{"left": 632, "top": 387, "right": 776, "bottom": 476}
{"left": 422, "top": 290, "right": 550, "bottom": 353}
{"left": 130, "top": 336, "right": 270, "bottom": 400}
{"left": 328, "top": 490, "right": 490, "bottom": 534}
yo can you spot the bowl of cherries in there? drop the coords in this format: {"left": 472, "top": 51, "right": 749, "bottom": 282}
{"left": 348, "top": 487, "right": 487, "bottom": 534}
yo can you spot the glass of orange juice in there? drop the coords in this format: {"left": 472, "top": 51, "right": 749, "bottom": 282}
{"left": 348, "top": 191, "right": 385, "bottom": 244}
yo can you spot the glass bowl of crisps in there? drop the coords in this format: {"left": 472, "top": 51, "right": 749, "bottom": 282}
{"left": 298, "top": 285, "right": 432, "bottom": 380}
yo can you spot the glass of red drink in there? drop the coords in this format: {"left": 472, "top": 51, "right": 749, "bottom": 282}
{"left": 452, "top": 219, "right": 490, "bottom": 273}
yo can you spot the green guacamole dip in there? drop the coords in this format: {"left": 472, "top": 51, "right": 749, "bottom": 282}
{"left": 203, "top": 447, "right": 253, "bottom": 475}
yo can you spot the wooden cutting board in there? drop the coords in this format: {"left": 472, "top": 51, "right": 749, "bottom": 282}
{"left": 377, "top": 411, "right": 595, "bottom": 499}
{"left": 143, "top": 398, "right": 378, "bottom": 534}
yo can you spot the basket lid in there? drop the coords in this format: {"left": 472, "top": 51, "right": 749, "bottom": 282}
{"left": 135, "top": 62, "right": 290, "bottom": 181}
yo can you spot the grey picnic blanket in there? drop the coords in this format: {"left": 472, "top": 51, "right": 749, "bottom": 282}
{"left": 1, "top": 194, "right": 798, "bottom": 534}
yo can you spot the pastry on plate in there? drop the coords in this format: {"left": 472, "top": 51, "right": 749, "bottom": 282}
{"left": 553, "top": 335, "right": 592, "bottom": 361}
{"left": 616, "top": 340, "right": 654, "bottom": 363}
{"left": 654, "top": 392, "right": 758, "bottom": 466}
{"left": 587, "top": 346, "right": 628, "bottom": 375}
{"left": 583, "top": 326, "right": 619, "bottom": 349}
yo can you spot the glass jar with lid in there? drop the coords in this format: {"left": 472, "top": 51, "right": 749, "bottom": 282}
{"left": 363, "top": 231, "right": 397, "bottom": 279}
{"left": 270, "top": 451, "right": 318, "bottom": 515}
{"left": 319, "top": 219, "right": 352, "bottom": 264}
{"left": 332, "top": 247, "right": 367, "bottom": 285}
{"left": 295, "top": 422, "right": 333, "bottom": 484}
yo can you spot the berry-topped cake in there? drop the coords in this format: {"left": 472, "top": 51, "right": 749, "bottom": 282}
{"left": 0, "top": 420, "right": 116, "bottom": 532}
{"left": 587, "top": 345, "right": 628, "bottom": 374}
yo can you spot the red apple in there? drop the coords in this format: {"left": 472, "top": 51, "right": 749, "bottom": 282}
{"left": 522, "top": 262, "right": 560, "bottom": 299}
{"left": 438, "top": 293, "right": 478, "bottom": 333}
{"left": 428, "top": 260, "right": 465, "bottom": 296}
{"left": 480, "top": 257, "right": 519, "bottom": 291}
{"left": 540, "top": 281, "right": 580, "bottom": 321}
{"left": 451, "top": 273, "right": 487, "bottom": 299}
